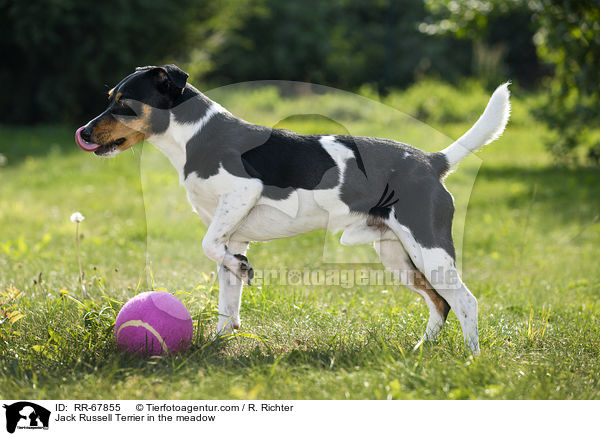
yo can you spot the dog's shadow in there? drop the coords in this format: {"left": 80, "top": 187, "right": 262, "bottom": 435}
{"left": 109, "top": 327, "right": 460, "bottom": 378}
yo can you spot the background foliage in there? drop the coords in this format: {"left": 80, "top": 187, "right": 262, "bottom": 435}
{"left": 0, "top": 0, "right": 195, "bottom": 123}
{"left": 1, "top": 0, "right": 600, "bottom": 163}
{"left": 196, "top": 0, "right": 473, "bottom": 91}
{"left": 424, "top": 0, "right": 600, "bottom": 162}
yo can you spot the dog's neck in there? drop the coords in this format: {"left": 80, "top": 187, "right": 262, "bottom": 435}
{"left": 147, "top": 87, "right": 230, "bottom": 183}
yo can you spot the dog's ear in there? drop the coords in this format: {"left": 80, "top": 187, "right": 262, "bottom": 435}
{"left": 148, "top": 64, "right": 189, "bottom": 97}
{"left": 160, "top": 64, "right": 189, "bottom": 91}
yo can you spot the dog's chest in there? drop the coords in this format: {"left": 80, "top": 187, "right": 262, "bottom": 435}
{"left": 183, "top": 174, "right": 220, "bottom": 226}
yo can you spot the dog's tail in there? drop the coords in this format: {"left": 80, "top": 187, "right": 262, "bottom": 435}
{"left": 438, "top": 82, "right": 511, "bottom": 173}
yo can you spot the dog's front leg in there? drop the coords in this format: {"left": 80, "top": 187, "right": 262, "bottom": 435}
{"left": 201, "top": 185, "right": 261, "bottom": 334}
{"left": 202, "top": 185, "right": 261, "bottom": 282}
{"left": 217, "top": 240, "right": 249, "bottom": 334}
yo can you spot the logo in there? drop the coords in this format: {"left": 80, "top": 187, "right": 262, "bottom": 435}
{"left": 2, "top": 402, "right": 50, "bottom": 434}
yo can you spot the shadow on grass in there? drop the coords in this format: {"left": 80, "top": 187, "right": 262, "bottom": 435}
{"left": 478, "top": 165, "right": 600, "bottom": 224}
{"left": 1, "top": 329, "right": 423, "bottom": 389}
{"left": 109, "top": 333, "right": 411, "bottom": 374}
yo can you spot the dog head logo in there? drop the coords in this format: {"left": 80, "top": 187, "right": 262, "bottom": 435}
{"left": 2, "top": 402, "right": 50, "bottom": 433}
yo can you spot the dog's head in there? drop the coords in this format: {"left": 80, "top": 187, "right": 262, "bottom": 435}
{"left": 75, "top": 64, "right": 189, "bottom": 157}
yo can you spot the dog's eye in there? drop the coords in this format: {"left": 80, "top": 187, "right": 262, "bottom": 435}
{"left": 112, "top": 99, "right": 136, "bottom": 116}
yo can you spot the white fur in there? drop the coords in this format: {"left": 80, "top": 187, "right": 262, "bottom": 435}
{"left": 216, "top": 240, "right": 248, "bottom": 334}
{"left": 200, "top": 175, "right": 262, "bottom": 265}
{"left": 313, "top": 135, "right": 353, "bottom": 230}
{"left": 319, "top": 135, "right": 354, "bottom": 167}
{"left": 441, "top": 82, "right": 511, "bottom": 170}
{"left": 340, "top": 224, "right": 386, "bottom": 246}
{"left": 256, "top": 191, "right": 300, "bottom": 218}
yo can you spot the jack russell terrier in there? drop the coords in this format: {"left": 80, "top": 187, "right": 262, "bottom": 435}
{"left": 75, "top": 64, "right": 510, "bottom": 353}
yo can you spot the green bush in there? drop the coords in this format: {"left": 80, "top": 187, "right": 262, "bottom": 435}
{"left": 192, "top": 0, "right": 472, "bottom": 93}
{"left": 533, "top": 1, "right": 600, "bottom": 164}
{"left": 0, "top": 0, "right": 195, "bottom": 124}
{"left": 423, "top": 0, "right": 600, "bottom": 164}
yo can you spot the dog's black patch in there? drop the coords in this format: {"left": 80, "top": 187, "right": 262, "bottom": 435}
{"left": 184, "top": 115, "right": 339, "bottom": 200}
{"left": 241, "top": 130, "right": 338, "bottom": 191}
{"left": 112, "top": 69, "right": 175, "bottom": 111}
{"left": 391, "top": 175, "right": 456, "bottom": 259}
{"left": 184, "top": 114, "right": 266, "bottom": 180}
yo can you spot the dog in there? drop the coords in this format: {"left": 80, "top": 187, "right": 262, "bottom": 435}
{"left": 75, "top": 64, "right": 510, "bottom": 353}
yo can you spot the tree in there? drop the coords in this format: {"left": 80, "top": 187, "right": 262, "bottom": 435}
{"left": 195, "top": 0, "right": 471, "bottom": 93}
{"left": 0, "top": 0, "right": 196, "bottom": 124}
{"left": 533, "top": 1, "right": 600, "bottom": 163}
{"left": 423, "top": 0, "right": 600, "bottom": 164}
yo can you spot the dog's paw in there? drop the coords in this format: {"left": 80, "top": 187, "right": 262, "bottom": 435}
{"left": 217, "top": 316, "right": 241, "bottom": 335}
{"left": 233, "top": 253, "right": 254, "bottom": 285}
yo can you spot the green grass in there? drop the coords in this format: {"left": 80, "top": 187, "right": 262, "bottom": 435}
{"left": 1, "top": 81, "right": 599, "bottom": 399}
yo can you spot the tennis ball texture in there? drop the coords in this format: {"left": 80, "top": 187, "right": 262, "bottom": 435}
{"left": 115, "top": 291, "right": 193, "bottom": 355}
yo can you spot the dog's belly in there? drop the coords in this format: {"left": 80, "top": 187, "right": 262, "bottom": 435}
{"left": 234, "top": 188, "right": 362, "bottom": 241}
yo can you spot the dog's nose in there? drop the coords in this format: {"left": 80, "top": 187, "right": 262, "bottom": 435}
{"left": 80, "top": 127, "right": 93, "bottom": 142}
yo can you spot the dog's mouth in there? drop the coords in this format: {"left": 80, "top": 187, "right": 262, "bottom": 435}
{"left": 75, "top": 126, "right": 125, "bottom": 155}
{"left": 92, "top": 138, "right": 126, "bottom": 156}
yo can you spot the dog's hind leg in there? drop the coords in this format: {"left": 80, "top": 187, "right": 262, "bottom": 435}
{"left": 374, "top": 239, "right": 450, "bottom": 346}
{"left": 217, "top": 240, "right": 249, "bottom": 335}
{"left": 387, "top": 221, "right": 480, "bottom": 354}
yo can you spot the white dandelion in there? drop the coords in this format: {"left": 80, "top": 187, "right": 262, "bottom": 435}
{"left": 70, "top": 212, "right": 85, "bottom": 223}
{"left": 71, "top": 211, "right": 87, "bottom": 298}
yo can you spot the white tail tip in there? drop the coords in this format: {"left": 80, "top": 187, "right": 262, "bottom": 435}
{"left": 441, "top": 82, "right": 511, "bottom": 170}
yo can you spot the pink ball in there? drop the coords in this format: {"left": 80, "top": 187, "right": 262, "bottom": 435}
{"left": 115, "top": 291, "right": 193, "bottom": 355}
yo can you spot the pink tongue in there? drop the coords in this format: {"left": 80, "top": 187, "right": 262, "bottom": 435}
{"left": 75, "top": 126, "right": 101, "bottom": 152}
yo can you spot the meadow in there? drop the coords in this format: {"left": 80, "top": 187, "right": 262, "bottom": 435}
{"left": 0, "top": 80, "right": 599, "bottom": 399}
